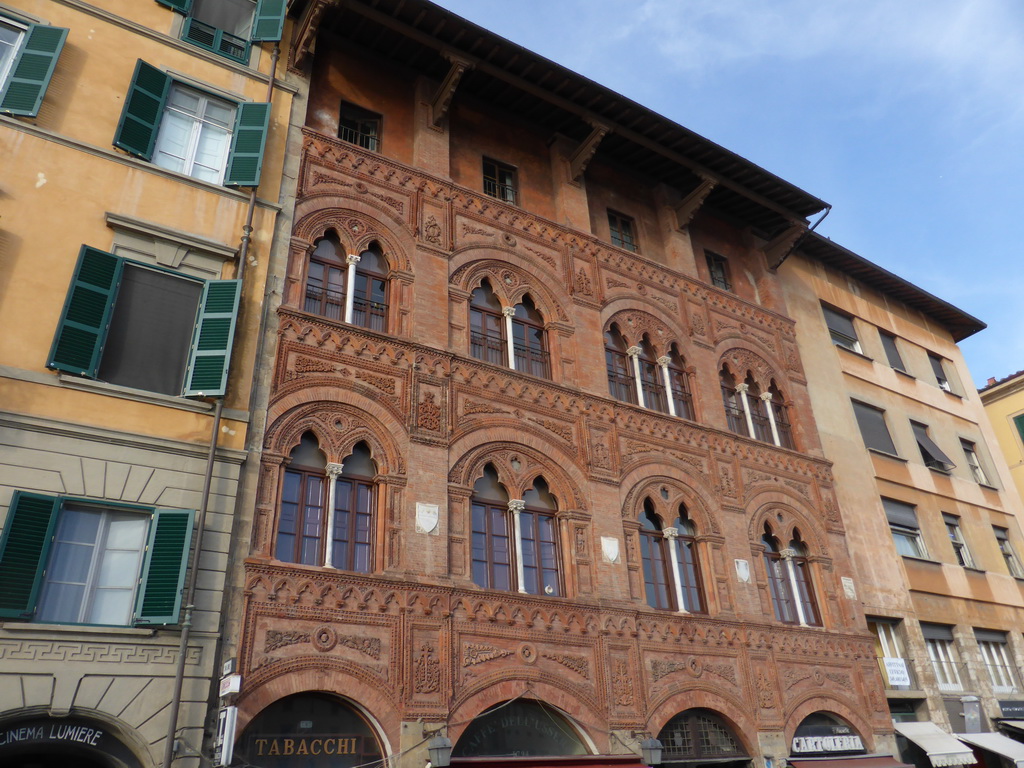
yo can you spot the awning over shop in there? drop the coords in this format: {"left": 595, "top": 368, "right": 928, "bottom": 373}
{"left": 1000, "top": 722, "right": 1024, "bottom": 736}
{"left": 790, "top": 754, "right": 913, "bottom": 768}
{"left": 957, "top": 733, "right": 1024, "bottom": 768}
{"left": 893, "top": 723, "right": 975, "bottom": 767}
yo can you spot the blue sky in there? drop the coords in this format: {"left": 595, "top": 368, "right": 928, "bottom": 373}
{"left": 432, "top": 0, "right": 1023, "bottom": 387}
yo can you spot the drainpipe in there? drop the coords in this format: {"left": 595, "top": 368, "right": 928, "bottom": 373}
{"left": 161, "top": 42, "right": 280, "bottom": 768}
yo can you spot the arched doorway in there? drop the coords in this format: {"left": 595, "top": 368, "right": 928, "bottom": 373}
{"left": 453, "top": 700, "right": 590, "bottom": 758}
{"left": 655, "top": 708, "right": 749, "bottom": 768}
{"left": 236, "top": 693, "right": 385, "bottom": 767}
{"left": 790, "top": 712, "right": 866, "bottom": 758}
{"left": 0, "top": 715, "right": 144, "bottom": 768}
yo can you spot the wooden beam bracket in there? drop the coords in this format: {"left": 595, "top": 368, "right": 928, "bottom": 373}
{"left": 431, "top": 52, "right": 475, "bottom": 126}
{"left": 568, "top": 120, "right": 610, "bottom": 180}
{"left": 674, "top": 176, "right": 717, "bottom": 229}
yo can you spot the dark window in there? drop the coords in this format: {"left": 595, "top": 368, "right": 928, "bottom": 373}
{"left": 658, "top": 709, "right": 746, "bottom": 761}
{"left": 512, "top": 296, "right": 549, "bottom": 379}
{"left": 470, "top": 466, "right": 513, "bottom": 592}
{"left": 769, "top": 382, "right": 794, "bottom": 449}
{"left": 0, "top": 491, "right": 193, "bottom": 626}
{"left": 705, "top": 252, "right": 732, "bottom": 291}
{"left": 821, "top": 304, "right": 861, "bottom": 353}
{"left": 911, "top": 421, "right": 955, "bottom": 472}
{"left": 352, "top": 244, "right": 388, "bottom": 332}
{"left": 638, "top": 338, "right": 667, "bottom": 413}
{"left": 605, "top": 324, "right": 637, "bottom": 404}
{"left": 928, "top": 353, "right": 952, "bottom": 392}
{"left": 521, "top": 478, "right": 561, "bottom": 596}
{"left": 720, "top": 368, "right": 747, "bottom": 437}
{"left": 640, "top": 502, "right": 674, "bottom": 611}
{"left": 482, "top": 158, "right": 517, "bottom": 204}
{"left": 762, "top": 528, "right": 796, "bottom": 624}
{"left": 276, "top": 434, "right": 375, "bottom": 572}
{"left": 668, "top": 347, "right": 695, "bottom": 421}
{"left": 608, "top": 210, "right": 637, "bottom": 252}
{"left": 305, "top": 232, "right": 346, "bottom": 320}
{"left": 674, "top": 511, "right": 705, "bottom": 613}
{"left": 762, "top": 526, "right": 819, "bottom": 626}
{"left": 851, "top": 400, "right": 898, "bottom": 454}
{"left": 469, "top": 280, "right": 506, "bottom": 366}
{"left": 174, "top": 0, "right": 287, "bottom": 63}
{"left": 883, "top": 498, "right": 927, "bottom": 558}
{"left": 339, "top": 101, "right": 381, "bottom": 152}
{"left": 47, "top": 246, "right": 241, "bottom": 398}
{"left": 880, "top": 332, "right": 907, "bottom": 372}
{"left": 746, "top": 376, "right": 773, "bottom": 444}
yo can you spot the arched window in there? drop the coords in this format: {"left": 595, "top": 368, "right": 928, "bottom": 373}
{"left": 640, "top": 501, "right": 674, "bottom": 611}
{"left": 470, "top": 466, "right": 562, "bottom": 596}
{"left": 605, "top": 324, "right": 636, "bottom": 404}
{"left": 305, "top": 231, "right": 345, "bottom": 321}
{"left": 470, "top": 280, "right": 506, "bottom": 366}
{"left": 521, "top": 477, "right": 561, "bottom": 596}
{"left": 769, "top": 381, "right": 794, "bottom": 449}
{"left": 667, "top": 345, "right": 694, "bottom": 421}
{"left": 512, "top": 295, "right": 550, "bottom": 379}
{"left": 745, "top": 375, "right": 772, "bottom": 443}
{"left": 762, "top": 524, "right": 819, "bottom": 626}
{"left": 277, "top": 432, "right": 327, "bottom": 566}
{"left": 352, "top": 243, "right": 388, "bottom": 332}
{"left": 303, "top": 236, "right": 389, "bottom": 332}
{"left": 470, "top": 465, "right": 512, "bottom": 591}
{"left": 276, "top": 434, "right": 376, "bottom": 572}
{"left": 638, "top": 337, "right": 667, "bottom": 412}
{"left": 674, "top": 507, "right": 705, "bottom": 613}
{"left": 453, "top": 700, "right": 588, "bottom": 758}
{"left": 658, "top": 709, "right": 747, "bottom": 763}
{"left": 720, "top": 367, "right": 746, "bottom": 436}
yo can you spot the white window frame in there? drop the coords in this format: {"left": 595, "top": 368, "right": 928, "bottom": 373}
{"left": 978, "top": 638, "right": 1018, "bottom": 694}
{"left": 995, "top": 527, "right": 1024, "bottom": 578}
{"left": 822, "top": 305, "right": 862, "bottom": 354}
{"left": 961, "top": 440, "right": 989, "bottom": 485}
{"left": 926, "top": 637, "right": 963, "bottom": 692}
{"left": 944, "top": 514, "right": 974, "bottom": 568}
{"left": 891, "top": 523, "right": 927, "bottom": 559}
{"left": 153, "top": 82, "right": 235, "bottom": 184}
{"left": 0, "top": 16, "right": 26, "bottom": 90}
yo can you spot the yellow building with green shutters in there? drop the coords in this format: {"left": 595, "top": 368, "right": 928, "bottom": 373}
{"left": 0, "top": 1, "right": 297, "bottom": 766}
{"left": 981, "top": 372, "right": 1024, "bottom": 516}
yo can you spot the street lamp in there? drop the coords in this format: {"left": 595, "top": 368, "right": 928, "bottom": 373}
{"left": 640, "top": 738, "right": 663, "bottom": 767}
{"left": 428, "top": 734, "right": 453, "bottom": 768}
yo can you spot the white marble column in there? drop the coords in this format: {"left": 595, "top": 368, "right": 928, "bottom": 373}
{"left": 658, "top": 356, "right": 676, "bottom": 417}
{"left": 735, "top": 382, "right": 755, "bottom": 438}
{"left": 762, "top": 391, "right": 781, "bottom": 446}
{"left": 780, "top": 547, "right": 809, "bottom": 627}
{"left": 509, "top": 499, "right": 527, "bottom": 593}
{"left": 324, "top": 462, "right": 344, "bottom": 568}
{"left": 663, "top": 527, "right": 688, "bottom": 613}
{"left": 344, "top": 253, "right": 361, "bottom": 324}
{"left": 627, "top": 346, "right": 645, "bottom": 408}
{"left": 502, "top": 307, "right": 516, "bottom": 370}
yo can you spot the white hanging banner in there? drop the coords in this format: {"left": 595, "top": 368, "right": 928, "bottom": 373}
{"left": 883, "top": 657, "right": 911, "bottom": 687}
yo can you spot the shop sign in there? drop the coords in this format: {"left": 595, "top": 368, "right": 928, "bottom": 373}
{"left": 883, "top": 657, "right": 911, "bottom": 687}
{"left": 0, "top": 716, "right": 141, "bottom": 767}
{"left": 1001, "top": 701, "right": 1024, "bottom": 718}
{"left": 792, "top": 725, "right": 864, "bottom": 755}
{"left": 251, "top": 735, "right": 364, "bottom": 758}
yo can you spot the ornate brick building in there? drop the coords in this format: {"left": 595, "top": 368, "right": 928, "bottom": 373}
{"left": 221, "top": 2, "right": 901, "bottom": 767}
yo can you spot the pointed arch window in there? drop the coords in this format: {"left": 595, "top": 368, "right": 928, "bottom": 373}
{"left": 304, "top": 236, "right": 389, "bottom": 331}
{"left": 658, "top": 709, "right": 747, "bottom": 762}
{"left": 768, "top": 381, "right": 794, "bottom": 449}
{"left": 606, "top": 324, "right": 637, "bottom": 404}
{"left": 638, "top": 337, "right": 667, "bottom": 412}
{"left": 512, "top": 295, "right": 550, "bottom": 379}
{"left": 639, "top": 501, "right": 705, "bottom": 613}
{"left": 470, "top": 280, "right": 506, "bottom": 366}
{"left": 276, "top": 433, "right": 375, "bottom": 572}
{"left": 721, "top": 367, "right": 747, "bottom": 436}
{"left": 746, "top": 376, "right": 773, "bottom": 443}
{"left": 667, "top": 346, "right": 695, "bottom": 421}
{"left": 762, "top": 524, "right": 819, "bottom": 626}
{"left": 470, "top": 466, "right": 562, "bottom": 596}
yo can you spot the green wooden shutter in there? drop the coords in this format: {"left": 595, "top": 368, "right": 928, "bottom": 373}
{"left": 0, "top": 492, "right": 61, "bottom": 619}
{"left": 1014, "top": 414, "right": 1024, "bottom": 446}
{"left": 0, "top": 24, "right": 68, "bottom": 117}
{"left": 135, "top": 508, "right": 195, "bottom": 625}
{"left": 113, "top": 60, "right": 171, "bottom": 160}
{"left": 224, "top": 101, "right": 270, "bottom": 187}
{"left": 183, "top": 279, "right": 242, "bottom": 397}
{"left": 47, "top": 246, "right": 123, "bottom": 377}
{"left": 251, "top": 0, "right": 286, "bottom": 42}
{"left": 155, "top": 0, "right": 192, "bottom": 11}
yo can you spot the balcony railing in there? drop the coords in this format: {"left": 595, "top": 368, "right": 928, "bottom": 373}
{"left": 339, "top": 125, "right": 379, "bottom": 152}
{"left": 985, "top": 663, "right": 1020, "bottom": 694}
{"left": 513, "top": 343, "right": 550, "bottom": 380}
{"left": 751, "top": 410, "right": 773, "bottom": 443}
{"left": 671, "top": 387, "right": 695, "bottom": 421}
{"left": 471, "top": 331, "right": 506, "bottom": 367}
{"left": 930, "top": 659, "right": 968, "bottom": 692}
{"left": 607, "top": 370, "right": 636, "bottom": 404}
{"left": 181, "top": 18, "right": 249, "bottom": 64}
{"left": 352, "top": 296, "right": 387, "bottom": 333}
{"left": 305, "top": 285, "right": 344, "bottom": 321}
{"left": 641, "top": 379, "right": 668, "bottom": 413}
{"left": 723, "top": 401, "right": 747, "bottom": 436}
{"left": 483, "top": 178, "right": 517, "bottom": 205}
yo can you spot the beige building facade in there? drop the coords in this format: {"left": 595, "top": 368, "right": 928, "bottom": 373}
{"left": 980, "top": 371, "right": 1024, "bottom": 512}
{"left": 780, "top": 234, "right": 1024, "bottom": 765}
{"left": 0, "top": 1, "right": 296, "bottom": 766}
